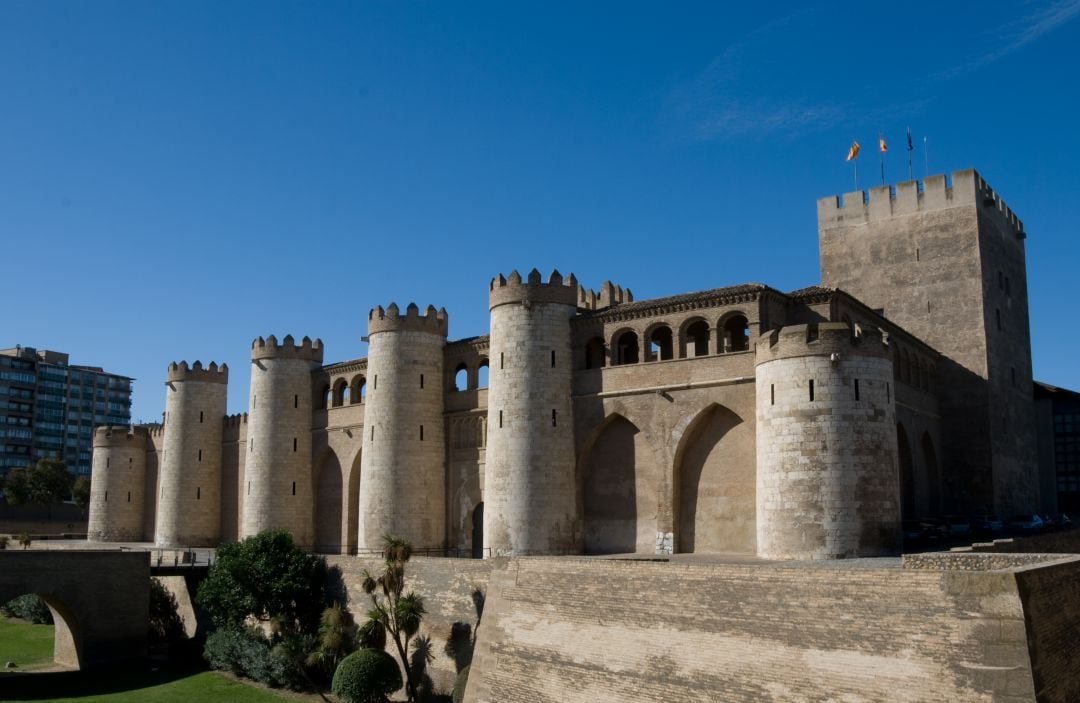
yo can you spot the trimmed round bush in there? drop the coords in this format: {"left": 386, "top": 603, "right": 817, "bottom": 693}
{"left": 332, "top": 648, "right": 403, "bottom": 703}
{"left": 2, "top": 595, "right": 53, "bottom": 624}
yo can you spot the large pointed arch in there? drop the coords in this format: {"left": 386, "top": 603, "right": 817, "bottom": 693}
{"left": 313, "top": 448, "right": 344, "bottom": 553}
{"left": 578, "top": 412, "right": 660, "bottom": 554}
{"left": 672, "top": 402, "right": 754, "bottom": 554}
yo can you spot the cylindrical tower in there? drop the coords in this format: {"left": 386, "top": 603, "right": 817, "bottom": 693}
{"left": 357, "top": 303, "right": 448, "bottom": 551}
{"left": 155, "top": 361, "right": 228, "bottom": 547}
{"left": 88, "top": 426, "right": 148, "bottom": 542}
{"left": 241, "top": 335, "right": 323, "bottom": 549}
{"left": 755, "top": 322, "right": 900, "bottom": 560}
{"left": 484, "top": 269, "right": 579, "bottom": 556}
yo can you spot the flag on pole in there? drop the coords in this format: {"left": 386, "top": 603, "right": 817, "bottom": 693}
{"left": 906, "top": 128, "right": 913, "bottom": 152}
{"left": 879, "top": 135, "right": 887, "bottom": 153}
{"left": 846, "top": 141, "right": 860, "bottom": 161}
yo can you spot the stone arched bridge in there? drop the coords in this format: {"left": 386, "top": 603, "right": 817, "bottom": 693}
{"left": 0, "top": 550, "right": 149, "bottom": 669}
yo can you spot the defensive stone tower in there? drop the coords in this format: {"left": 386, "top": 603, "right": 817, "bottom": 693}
{"left": 155, "top": 361, "right": 228, "bottom": 547}
{"left": 88, "top": 426, "right": 149, "bottom": 542}
{"left": 755, "top": 323, "right": 900, "bottom": 560}
{"left": 818, "top": 170, "right": 1037, "bottom": 514}
{"left": 358, "top": 303, "right": 448, "bottom": 550}
{"left": 485, "top": 269, "right": 579, "bottom": 556}
{"left": 242, "top": 335, "right": 323, "bottom": 549}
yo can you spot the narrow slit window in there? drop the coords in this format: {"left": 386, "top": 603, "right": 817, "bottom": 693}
{"left": 250, "top": 438, "right": 254, "bottom": 451}
{"left": 371, "top": 425, "right": 375, "bottom": 441}
{"left": 127, "top": 491, "right": 131, "bottom": 502}
{"left": 199, "top": 411, "right": 204, "bottom": 423}
{"left": 916, "top": 247, "right": 920, "bottom": 262}
{"left": 129, "top": 457, "right": 132, "bottom": 464}
{"left": 499, "top": 410, "right": 503, "bottom": 428}
{"left": 105, "top": 490, "right": 108, "bottom": 502}
{"left": 198, "top": 449, "right": 202, "bottom": 461}
{"left": 106, "top": 457, "right": 110, "bottom": 468}
{"left": 551, "top": 350, "right": 556, "bottom": 368}
{"left": 420, "top": 374, "right": 424, "bottom": 389}
{"left": 292, "top": 481, "right": 296, "bottom": 496}
{"left": 927, "top": 300, "right": 931, "bottom": 313}
{"left": 294, "top": 394, "right": 298, "bottom": 408}
{"left": 253, "top": 395, "right": 256, "bottom": 408}
{"left": 552, "top": 409, "right": 557, "bottom": 427}
{"left": 854, "top": 379, "right": 860, "bottom": 401}
{"left": 770, "top": 384, "right": 775, "bottom": 405}
{"left": 247, "top": 481, "right": 250, "bottom": 496}
{"left": 374, "top": 375, "right": 377, "bottom": 390}
{"left": 809, "top": 379, "right": 815, "bottom": 402}
{"left": 197, "top": 486, "right": 201, "bottom": 500}
{"left": 500, "top": 352, "right": 504, "bottom": 369}
{"left": 420, "top": 424, "right": 424, "bottom": 441}
{"left": 293, "top": 437, "right": 297, "bottom": 452}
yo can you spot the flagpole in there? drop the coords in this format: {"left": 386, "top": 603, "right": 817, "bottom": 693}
{"left": 880, "top": 150, "right": 885, "bottom": 186}
{"left": 907, "top": 128, "right": 913, "bottom": 180}
{"left": 923, "top": 137, "right": 929, "bottom": 177}
{"left": 854, "top": 159, "right": 858, "bottom": 191}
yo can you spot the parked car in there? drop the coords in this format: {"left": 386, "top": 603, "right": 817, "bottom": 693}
{"left": 972, "top": 514, "right": 1004, "bottom": 535}
{"left": 1007, "top": 514, "right": 1045, "bottom": 533}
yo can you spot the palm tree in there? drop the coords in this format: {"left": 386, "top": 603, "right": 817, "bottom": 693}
{"left": 360, "top": 534, "right": 427, "bottom": 702}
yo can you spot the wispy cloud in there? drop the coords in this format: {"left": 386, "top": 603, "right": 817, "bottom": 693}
{"left": 933, "top": 0, "right": 1080, "bottom": 80}
{"left": 662, "top": 10, "right": 848, "bottom": 140}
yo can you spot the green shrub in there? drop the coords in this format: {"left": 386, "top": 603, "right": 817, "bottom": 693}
{"left": 452, "top": 664, "right": 470, "bottom": 703}
{"left": 203, "top": 627, "right": 308, "bottom": 690}
{"left": 332, "top": 648, "right": 403, "bottom": 703}
{"left": 2, "top": 594, "right": 53, "bottom": 624}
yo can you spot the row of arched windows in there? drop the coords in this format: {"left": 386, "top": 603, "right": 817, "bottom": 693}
{"left": 896, "top": 347, "right": 935, "bottom": 392}
{"left": 585, "top": 314, "right": 751, "bottom": 369}
{"left": 451, "top": 360, "right": 490, "bottom": 391}
{"left": 321, "top": 374, "right": 367, "bottom": 409}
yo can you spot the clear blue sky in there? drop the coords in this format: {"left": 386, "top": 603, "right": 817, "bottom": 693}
{"left": 2, "top": 1, "right": 1078, "bottom": 422}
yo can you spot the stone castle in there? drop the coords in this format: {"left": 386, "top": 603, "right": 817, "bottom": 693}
{"left": 87, "top": 169, "right": 1038, "bottom": 561}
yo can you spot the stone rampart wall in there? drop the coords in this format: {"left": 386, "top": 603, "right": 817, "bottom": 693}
{"left": 465, "top": 557, "right": 1048, "bottom": 702}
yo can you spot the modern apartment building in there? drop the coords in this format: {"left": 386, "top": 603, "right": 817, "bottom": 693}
{"left": 0, "top": 346, "right": 132, "bottom": 476}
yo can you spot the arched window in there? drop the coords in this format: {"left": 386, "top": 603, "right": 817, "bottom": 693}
{"left": 320, "top": 384, "right": 331, "bottom": 410}
{"left": 646, "top": 325, "right": 673, "bottom": 362}
{"left": 722, "top": 314, "right": 750, "bottom": 353}
{"left": 332, "top": 379, "right": 348, "bottom": 407}
{"left": 612, "top": 330, "right": 639, "bottom": 365}
{"left": 477, "top": 359, "right": 489, "bottom": 388}
{"left": 349, "top": 375, "right": 366, "bottom": 404}
{"left": 682, "top": 319, "right": 710, "bottom": 357}
{"left": 454, "top": 362, "right": 469, "bottom": 391}
{"left": 584, "top": 337, "right": 606, "bottom": 370}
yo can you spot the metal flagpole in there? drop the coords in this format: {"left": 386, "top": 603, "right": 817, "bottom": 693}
{"left": 923, "top": 137, "right": 929, "bottom": 177}
{"left": 907, "top": 128, "right": 913, "bottom": 180}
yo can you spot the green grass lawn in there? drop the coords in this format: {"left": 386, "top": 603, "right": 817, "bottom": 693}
{"left": 0, "top": 616, "right": 301, "bottom": 702}
{"left": 0, "top": 615, "right": 54, "bottom": 670}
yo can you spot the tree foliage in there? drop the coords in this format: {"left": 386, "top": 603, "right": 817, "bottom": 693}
{"left": 72, "top": 476, "right": 91, "bottom": 509}
{"left": 360, "top": 535, "right": 427, "bottom": 702}
{"left": 2, "top": 459, "right": 73, "bottom": 507}
{"left": 332, "top": 648, "right": 403, "bottom": 703}
{"left": 149, "top": 578, "right": 187, "bottom": 644}
{"left": 194, "top": 530, "right": 332, "bottom": 635}
{"left": 305, "top": 604, "right": 358, "bottom": 677}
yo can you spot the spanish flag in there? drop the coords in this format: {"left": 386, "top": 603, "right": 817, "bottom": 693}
{"left": 879, "top": 136, "right": 887, "bottom": 153}
{"left": 846, "top": 141, "right": 860, "bottom": 161}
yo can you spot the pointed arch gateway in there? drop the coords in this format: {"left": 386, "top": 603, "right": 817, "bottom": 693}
{"left": 673, "top": 402, "right": 754, "bottom": 554}
{"left": 579, "top": 413, "right": 660, "bottom": 554}
{"left": 313, "top": 447, "right": 362, "bottom": 554}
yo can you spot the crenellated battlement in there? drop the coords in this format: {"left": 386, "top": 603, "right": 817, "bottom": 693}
{"left": 367, "top": 302, "right": 449, "bottom": 336}
{"left": 755, "top": 322, "right": 889, "bottom": 365}
{"left": 817, "top": 169, "right": 1024, "bottom": 237}
{"left": 250, "top": 334, "right": 325, "bottom": 362}
{"left": 92, "top": 425, "right": 149, "bottom": 446}
{"left": 576, "top": 280, "right": 635, "bottom": 311}
{"left": 223, "top": 413, "right": 248, "bottom": 428}
{"left": 166, "top": 360, "right": 229, "bottom": 384}
{"left": 489, "top": 268, "right": 579, "bottom": 309}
